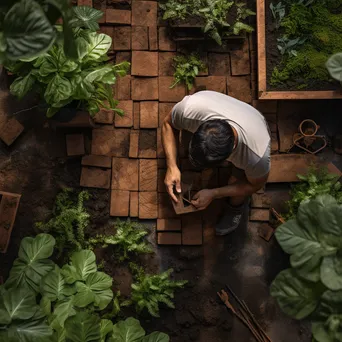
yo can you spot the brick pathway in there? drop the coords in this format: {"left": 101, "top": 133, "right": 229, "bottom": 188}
{"left": 78, "top": 0, "right": 278, "bottom": 245}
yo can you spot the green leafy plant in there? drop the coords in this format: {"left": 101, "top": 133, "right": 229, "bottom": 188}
{"left": 89, "top": 219, "right": 153, "bottom": 261}
{"left": 271, "top": 195, "right": 342, "bottom": 342}
{"left": 171, "top": 54, "right": 206, "bottom": 90}
{"left": 124, "top": 268, "right": 187, "bottom": 317}
{"left": 5, "top": 17, "right": 130, "bottom": 117}
{"left": 270, "top": 2, "right": 286, "bottom": 29}
{"left": 36, "top": 189, "right": 90, "bottom": 255}
{"left": 159, "top": 0, "right": 255, "bottom": 45}
{"left": 285, "top": 166, "right": 342, "bottom": 219}
{"left": 277, "top": 36, "right": 306, "bottom": 57}
{"left": 326, "top": 52, "right": 342, "bottom": 84}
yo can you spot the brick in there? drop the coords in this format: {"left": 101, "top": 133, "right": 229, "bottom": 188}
{"left": 116, "top": 52, "right": 131, "bottom": 74}
{"left": 159, "top": 52, "right": 176, "bottom": 76}
{"left": 94, "top": 108, "right": 114, "bottom": 124}
{"left": 110, "top": 190, "right": 129, "bottom": 216}
{"left": 140, "top": 101, "right": 158, "bottom": 128}
{"left": 113, "top": 27, "right": 131, "bottom": 50}
{"left": 252, "top": 100, "right": 278, "bottom": 113}
{"left": 207, "top": 76, "right": 226, "bottom": 94}
{"left": 115, "top": 100, "right": 133, "bottom": 127}
{"left": 91, "top": 128, "right": 130, "bottom": 157}
{"left": 139, "top": 192, "right": 158, "bottom": 219}
{"left": 139, "top": 130, "right": 156, "bottom": 158}
{"left": 133, "top": 102, "right": 140, "bottom": 129}
{"left": 131, "top": 51, "right": 158, "bottom": 76}
{"left": 130, "top": 191, "right": 139, "bottom": 217}
{"left": 258, "top": 223, "right": 274, "bottom": 241}
{"left": 115, "top": 75, "right": 131, "bottom": 100}
{"left": 227, "top": 76, "right": 252, "bottom": 103}
{"left": 157, "top": 218, "right": 181, "bottom": 231}
{"left": 158, "top": 27, "right": 176, "bottom": 51}
{"left": 251, "top": 193, "right": 271, "bottom": 208}
{"left": 82, "top": 155, "right": 111, "bottom": 168}
{"left": 100, "top": 26, "right": 114, "bottom": 52}
{"left": 132, "top": 1, "right": 157, "bottom": 26}
{"left": 78, "top": 0, "right": 92, "bottom": 6}
{"left": 112, "top": 158, "right": 139, "bottom": 190}
{"left": 106, "top": 9, "right": 131, "bottom": 24}
{"left": 129, "top": 130, "right": 139, "bottom": 158}
{"left": 132, "top": 26, "right": 149, "bottom": 50}
{"left": 181, "top": 213, "right": 203, "bottom": 245}
{"left": 159, "top": 76, "right": 186, "bottom": 102}
{"left": 139, "top": 159, "right": 157, "bottom": 191}
{"left": 208, "top": 53, "right": 230, "bottom": 75}
{"left": 157, "top": 232, "right": 182, "bottom": 245}
{"left": 149, "top": 26, "right": 158, "bottom": 50}
{"left": 201, "top": 168, "right": 218, "bottom": 188}
{"left": 250, "top": 209, "right": 270, "bottom": 222}
{"left": 158, "top": 193, "right": 177, "bottom": 218}
{"left": 66, "top": 134, "right": 85, "bottom": 156}
{"left": 159, "top": 103, "right": 174, "bottom": 127}
{"left": 189, "top": 77, "right": 208, "bottom": 95}
{"left": 157, "top": 128, "right": 165, "bottom": 158}
{"left": 271, "top": 132, "right": 279, "bottom": 152}
{"left": 158, "top": 169, "right": 166, "bottom": 192}
{"left": 131, "top": 77, "right": 158, "bottom": 100}
{"left": 50, "top": 111, "right": 95, "bottom": 129}
{"left": 0, "top": 119, "right": 24, "bottom": 146}
{"left": 80, "top": 167, "right": 111, "bottom": 189}
{"left": 230, "top": 40, "right": 250, "bottom": 76}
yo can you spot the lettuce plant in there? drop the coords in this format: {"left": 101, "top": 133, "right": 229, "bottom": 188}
{"left": 271, "top": 195, "right": 342, "bottom": 342}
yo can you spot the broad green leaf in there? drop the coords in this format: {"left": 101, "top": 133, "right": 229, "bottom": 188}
{"left": 321, "top": 255, "right": 342, "bottom": 290}
{"left": 75, "top": 37, "right": 89, "bottom": 61}
{"left": 111, "top": 317, "right": 145, "bottom": 342}
{"left": 40, "top": 296, "right": 51, "bottom": 317}
{"left": 65, "top": 312, "right": 101, "bottom": 342}
{"left": 56, "top": 49, "right": 78, "bottom": 73}
{"left": 45, "top": 74, "right": 72, "bottom": 105}
{"left": 73, "top": 282, "right": 96, "bottom": 308}
{"left": 50, "top": 296, "right": 76, "bottom": 329}
{"left": 326, "top": 53, "right": 342, "bottom": 82}
{"left": 142, "top": 332, "right": 170, "bottom": 342}
{"left": 0, "top": 291, "right": 11, "bottom": 325}
{"left": 10, "top": 73, "right": 35, "bottom": 99}
{"left": 270, "top": 269, "right": 320, "bottom": 319}
{"left": 312, "top": 322, "right": 334, "bottom": 342}
{"left": 86, "top": 33, "right": 112, "bottom": 60}
{"left": 19, "top": 234, "right": 55, "bottom": 262}
{"left": 84, "top": 67, "right": 113, "bottom": 83}
{"left": 71, "top": 6, "right": 103, "bottom": 31}
{"left": 100, "top": 319, "right": 113, "bottom": 342}
{"left": 3, "top": 0, "right": 56, "bottom": 60}
{"left": 318, "top": 197, "right": 342, "bottom": 236}
{"left": 39, "top": 60, "right": 58, "bottom": 77}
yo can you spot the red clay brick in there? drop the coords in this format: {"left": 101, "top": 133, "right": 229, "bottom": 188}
{"left": 230, "top": 39, "right": 250, "bottom": 76}
{"left": 271, "top": 132, "right": 279, "bottom": 152}
{"left": 115, "top": 75, "right": 131, "bottom": 100}
{"left": 207, "top": 76, "right": 226, "bottom": 94}
{"left": 159, "top": 102, "right": 174, "bottom": 127}
{"left": 132, "top": 1, "right": 157, "bottom": 26}
{"left": 94, "top": 108, "right": 114, "bottom": 124}
{"left": 91, "top": 128, "right": 130, "bottom": 157}
{"left": 159, "top": 52, "right": 177, "bottom": 76}
{"left": 189, "top": 77, "right": 208, "bottom": 95}
{"left": 129, "top": 130, "right": 139, "bottom": 158}
{"left": 66, "top": 134, "right": 85, "bottom": 156}
{"left": 116, "top": 52, "right": 131, "bottom": 74}
{"left": 133, "top": 102, "right": 140, "bottom": 129}
{"left": 157, "top": 128, "right": 165, "bottom": 158}
{"left": 159, "top": 76, "right": 186, "bottom": 102}
{"left": 130, "top": 191, "right": 139, "bottom": 217}
{"left": 157, "top": 232, "right": 182, "bottom": 245}
{"left": 131, "top": 77, "right": 158, "bottom": 100}
{"left": 181, "top": 213, "right": 203, "bottom": 245}
{"left": 140, "top": 101, "right": 158, "bottom": 128}
{"left": 251, "top": 193, "right": 271, "bottom": 208}
{"left": 112, "top": 158, "right": 139, "bottom": 191}
{"left": 157, "top": 218, "right": 181, "bottom": 231}
{"left": 227, "top": 76, "right": 252, "bottom": 103}
{"left": 258, "top": 223, "right": 275, "bottom": 241}
{"left": 0, "top": 119, "right": 24, "bottom": 146}
{"left": 132, "top": 26, "right": 148, "bottom": 50}
{"left": 139, "top": 130, "right": 157, "bottom": 158}
{"left": 113, "top": 27, "right": 131, "bottom": 50}
{"left": 106, "top": 9, "right": 131, "bottom": 24}
{"left": 100, "top": 26, "right": 114, "bottom": 52}
{"left": 208, "top": 53, "right": 230, "bottom": 75}
{"left": 157, "top": 169, "right": 166, "bottom": 192}
{"left": 252, "top": 100, "right": 278, "bottom": 113}
{"left": 131, "top": 51, "right": 158, "bottom": 76}
{"left": 115, "top": 100, "right": 133, "bottom": 128}
{"left": 80, "top": 167, "right": 111, "bottom": 189}
{"left": 110, "top": 190, "right": 130, "bottom": 217}
{"left": 158, "top": 27, "right": 176, "bottom": 51}
{"left": 158, "top": 193, "right": 177, "bottom": 218}
{"left": 139, "top": 159, "right": 157, "bottom": 191}
{"left": 250, "top": 209, "right": 270, "bottom": 221}
{"left": 149, "top": 26, "right": 158, "bottom": 50}
{"left": 139, "top": 192, "right": 158, "bottom": 219}
{"left": 78, "top": 0, "right": 92, "bottom": 6}
{"left": 82, "top": 155, "right": 111, "bottom": 168}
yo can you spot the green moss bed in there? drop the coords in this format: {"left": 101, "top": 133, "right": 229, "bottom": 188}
{"left": 266, "top": 0, "right": 342, "bottom": 91}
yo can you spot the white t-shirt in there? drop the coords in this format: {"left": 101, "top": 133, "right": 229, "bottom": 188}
{"left": 171, "top": 91, "right": 271, "bottom": 178}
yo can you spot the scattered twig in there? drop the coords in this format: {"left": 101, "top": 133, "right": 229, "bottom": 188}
{"left": 270, "top": 208, "right": 285, "bottom": 224}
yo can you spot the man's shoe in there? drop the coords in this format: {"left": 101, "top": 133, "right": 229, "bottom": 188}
{"left": 215, "top": 203, "right": 244, "bottom": 236}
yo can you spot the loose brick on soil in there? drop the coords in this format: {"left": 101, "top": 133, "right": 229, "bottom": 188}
{"left": 82, "top": 155, "right": 112, "bottom": 168}
{"left": 157, "top": 232, "right": 182, "bottom": 245}
{"left": 131, "top": 77, "right": 159, "bottom": 100}
{"left": 139, "top": 191, "right": 158, "bottom": 219}
{"left": 115, "top": 100, "right": 133, "bottom": 128}
{"left": 157, "top": 128, "right": 165, "bottom": 158}
{"left": 0, "top": 119, "right": 24, "bottom": 146}
{"left": 139, "top": 159, "right": 157, "bottom": 191}
{"left": 132, "top": 1, "right": 157, "bottom": 27}
{"left": 250, "top": 208, "right": 270, "bottom": 222}
{"left": 131, "top": 51, "right": 158, "bottom": 76}
{"left": 115, "top": 75, "right": 131, "bottom": 100}
{"left": 66, "top": 134, "right": 85, "bottom": 156}
{"left": 133, "top": 102, "right": 140, "bottom": 129}
{"left": 106, "top": 9, "right": 131, "bottom": 24}
{"left": 140, "top": 101, "right": 158, "bottom": 128}
{"left": 80, "top": 167, "right": 111, "bottom": 189}
{"left": 159, "top": 76, "right": 186, "bottom": 102}
{"left": 94, "top": 108, "right": 114, "bottom": 124}
{"left": 129, "top": 130, "right": 139, "bottom": 158}
{"left": 130, "top": 191, "right": 139, "bottom": 217}
{"left": 158, "top": 193, "right": 177, "bottom": 218}
{"left": 110, "top": 190, "right": 130, "bottom": 217}
{"left": 157, "top": 218, "right": 182, "bottom": 231}
{"left": 113, "top": 27, "right": 131, "bottom": 50}
{"left": 112, "top": 158, "right": 139, "bottom": 191}
{"left": 132, "top": 26, "right": 149, "bottom": 50}
{"left": 138, "top": 130, "right": 157, "bottom": 158}
{"left": 149, "top": 26, "right": 158, "bottom": 50}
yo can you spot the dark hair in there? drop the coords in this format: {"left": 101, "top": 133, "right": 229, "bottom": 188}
{"left": 189, "top": 119, "right": 235, "bottom": 169}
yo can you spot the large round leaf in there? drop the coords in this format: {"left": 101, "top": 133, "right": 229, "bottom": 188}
{"left": 86, "top": 33, "right": 112, "bottom": 60}
{"left": 4, "top": 0, "right": 56, "bottom": 60}
{"left": 65, "top": 312, "right": 100, "bottom": 342}
{"left": 142, "top": 332, "right": 170, "bottom": 342}
{"left": 10, "top": 73, "right": 36, "bottom": 100}
{"left": 44, "top": 74, "right": 72, "bottom": 105}
{"left": 100, "top": 319, "right": 113, "bottom": 342}
{"left": 321, "top": 254, "right": 342, "bottom": 291}
{"left": 270, "top": 269, "right": 320, "bottom": 319}
{"left": 18, "top": 234, "right": 55, "bottom": 262}
{"left": 326, "top": 53, "right": 342, "bottom": 82}
{"left": 71, "top": 6, "right": 103, "bottom": 31}
{"left": 50, "top": 296, "right": 76, "bottom": 330}
{"left": 318, "top": 197, "right": 342, "bottom": 237}
{"left": 312, "top": 322, "right": 334, "bottom": 342}
{"left": 111, "top": 317, "right": 145, "bottom": 342}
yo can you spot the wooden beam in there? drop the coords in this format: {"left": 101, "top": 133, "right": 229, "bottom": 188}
{"left": 257, "top": 0, "right": 267, "bottom": 92}
{"left": 260, "top": 90, "right": 342, "bottom": 100}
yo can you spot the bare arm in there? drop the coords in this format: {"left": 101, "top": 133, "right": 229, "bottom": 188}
{"left": 162, "top": 111, "right": 182, "bottom": 202}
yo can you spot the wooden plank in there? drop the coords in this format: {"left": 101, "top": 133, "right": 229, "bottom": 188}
{"left": 257, "top": 0, "right": 266, "bottom": 92}
{"left": 260, "top": 91, "right": 342, "bottom": 100}
{"left": 268, "top": 154, "right": 341, "bottom": 183}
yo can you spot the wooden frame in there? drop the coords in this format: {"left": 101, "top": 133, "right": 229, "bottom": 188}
{"left": 257, "top": 0, "right": 342, "bottom": 100}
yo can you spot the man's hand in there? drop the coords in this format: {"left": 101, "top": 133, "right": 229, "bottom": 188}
{"left": 165, "top": 167, "right": 182, "bottom": 202}
{"left": 191, "top": 189, "right": 215, "bottom": 210}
